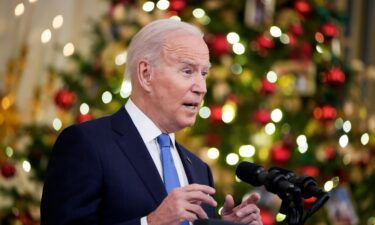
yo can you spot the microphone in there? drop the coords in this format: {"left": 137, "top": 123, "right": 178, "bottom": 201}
{"left": 235, "top": 162, "right": 300, "bottom": 196}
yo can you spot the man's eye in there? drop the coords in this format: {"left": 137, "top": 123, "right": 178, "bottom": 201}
{"left": 183, "top": 69, "right": 193, "bottom": 74}
{"left": 202, "top": 72, "right": 208, "bottom": 77}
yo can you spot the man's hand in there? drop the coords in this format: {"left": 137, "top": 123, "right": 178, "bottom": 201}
{"left": 147, "top": 184, "right": 217, "bottom": 225}
{"left": 221, "top": 193, "right": 262, "bottom": 225}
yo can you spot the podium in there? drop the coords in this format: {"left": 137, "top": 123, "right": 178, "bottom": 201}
{"left": 194, "top": 219, "right": 242, "bottom": 225}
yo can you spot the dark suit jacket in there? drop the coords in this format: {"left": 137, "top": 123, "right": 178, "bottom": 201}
{"left": 41, "top": 107, "right": 215, "bottom": 225}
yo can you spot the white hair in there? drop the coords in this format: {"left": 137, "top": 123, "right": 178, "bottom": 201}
{"left": 125, "top": 19, "right": 203, "bottom": 79}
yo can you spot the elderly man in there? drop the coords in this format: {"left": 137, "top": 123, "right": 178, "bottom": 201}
{"left": 41, "top": 19, "right": 262, "bottom": 225}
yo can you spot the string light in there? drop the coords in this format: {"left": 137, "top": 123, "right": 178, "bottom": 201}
{"left": 63, "top": 43, "right": 75, "bottom": 57}
{"left": 80, "top": 103, "right": 90, "bottom": 115}
{"left": 265, "top": 123, "right": 276, "bottom": 135}
{"left": 192, "top": 8, "right": 205, "bottom": 18}
{"left": 232, "top": 43, "right": 245, "bottom": 55}
{"left": 271, "top": 109, "right": 283, "bottom": 123}
{"left": 23, "top": 160, "right": 31, "bottom": 173}
{"left": 197, "top": 15, "right": 210, "bottom": 25}
{"left": 102, "top": 91, "right": 113, "bottom": 104}
{"left": 342, "top": 120, "right": 351, "bottom": 133}
{"left": 41, "top": 29, "right": 52, "bottom": 43}
{"left": 226, "top": 153, "right": 239, "bottom": 165}
{"left": 298, "top": 144, "right": 308, "bottom": 154}
{"left": 335, "top": 118, "right": 343, "bottom": 129}
{"left": 142, "top": 1, "right": 155, "bottom": 12}
{"left": 5, "top": 146, "right": 14, "bottom": 158}
{"left": 227, "top": 32, "right": 240, "bottom": 44}
{"left": 156, "top": 0, "right": 169, "bottom": 10}
{"left": 361, "top": 133, "right": 369, "bottom": 146}
{"left": 170, "top": 16, "right": 181, "bottom": 21}
{"left": 115, "top": 51, "right": 127, "bottom": 66}
{"left": 280, "top": 34, "right": 290, "bottom": 44}
{"left": 207, "top": 147, "right": 219, "bottom": 159}
{"left": 52, "top": 118, "right": 62, "bottom": 131}
{"left": 270, "top": 26, "right": 282, "bottom": 38}
{"left": 231, "top": 64, "right": 243, "bottom": 75}
{"left": 52, "top": 15, "right": 64, "bottom": 29}
{"left": 339, "top": 134, "right": 349, "bottom": 148}
{"left": 120, "top": 80, "right": 132, "bottom": 98}
{"left": 15, "top": 3, "right": 25, "bottom": 16}
{"left": 266, "top": 71, "right": 278, "bottom": 83}
{"left": 29, "top": 0, "right": 38, "bottom": 3}
{"left": 222, "top": 103, "right": 236, "bottom": 123}
{"left": 276, "top": 213, "right": 286, "bottom": 222}
{"left": 324, "top": 180, "right": 333, "bottom": 192}
{"left": 199, "top": 106, "right": 211, "bottom": 119}
{"left": 239, "top": 145, "right": 255, "bottom": 157}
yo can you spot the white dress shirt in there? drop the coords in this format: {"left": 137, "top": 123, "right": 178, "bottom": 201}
{"left": 125, "top": 99, "right": 189, "bottom": 225}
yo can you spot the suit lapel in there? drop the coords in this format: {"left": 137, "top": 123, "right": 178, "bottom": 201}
{"left": 175, "top": 143, "right": 199, "bottom": 184}
{"left": 110, "top": 107, "right": 167, "bottom": 205}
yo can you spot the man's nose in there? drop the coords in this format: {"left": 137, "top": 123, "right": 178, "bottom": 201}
{"left": 192, "top": 75, "right": 207, "bottom": 96}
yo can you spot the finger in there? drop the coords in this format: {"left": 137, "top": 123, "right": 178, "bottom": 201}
{"left": 186, "top": 203, "right": 208, "bottom": 219}
{"left": 181, "top": 211, "right": 198, "bottom": 222}
{"left": 184, "top": 191, "right": 217, "bottom": 207}
{"left": 182, "top": 184, "right": 216, "bottom": 195}
{"left": 222, "top": 194, "right": 235, "bottom": 214}
{"left": 245, "top": 192, "right": 261, "bottom": 205}
{"left": 239, "top": 213, "right": 258, "bottom": 224}
{"left": 236, "top": 204, "right": 260, "bottom": 217}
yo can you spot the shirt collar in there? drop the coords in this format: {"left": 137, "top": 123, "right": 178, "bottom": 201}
{"left": 125, "top": 98, "right": 176, "bottom": 146}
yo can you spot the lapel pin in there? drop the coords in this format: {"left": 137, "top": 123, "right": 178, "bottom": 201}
{"left": 186, "top": 156, "right": 192, "bottom": 165}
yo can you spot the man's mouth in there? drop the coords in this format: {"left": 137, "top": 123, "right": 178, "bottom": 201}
{"left": 182, "top": 102, "right": 199, "bottom": 110}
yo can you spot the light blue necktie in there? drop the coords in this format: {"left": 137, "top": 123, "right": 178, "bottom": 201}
{"left": 157, "top": 133, "right": 189, "bottom": 225}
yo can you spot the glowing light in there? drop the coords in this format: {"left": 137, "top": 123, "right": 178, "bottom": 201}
{"left": 339, "top": 134, "right": 349, "bottom": 148}
{"left": 23, "top": 160, "right": 31, "bottom": 173}
{"left": 343, "top": 120, "right": 351, "bottom": 133}
{"left": 298, "top": 144, "right": 308, "bottom": 154}
{"left": 218, "top": 207, "right": 223, "bottom": 215}
{"left": 222, "top": 103, "right": 236, "bottom": 123}
{"left": 80, "top": 103, "right": 90, "bottom": 115}
{"left": 276, "top": 213, "right": 286, "bottom": 222}
{"left": 280, "top": 34, "right": 290, "bottom": 44}
{"left": 156, "top": 0, "right": 170, "bottom": 10}
{"left": 63, "top": 43, "right": 75, "bottom": 57}
{"left": 235, "top": 176, "right": 241, "bottom": 182}
{"left": 296, "top": 135, "right": 307, "bottom": 146}
{"left": 270, "top": 26, "right": 282, "bottom": 38}
{"left": 232, "top": 43, "right": 245, "bottom": 55}
{"left": 361, "top": 133, "right": 369, "bottom": 145}
{"left": 266, "top": 71, "right": 278, "bottom": 83}
{"left": 15, "top": 3, "right": 25, "bottom": 16}
{"left": 52, "top": 118, "right": 62, "bottom": 131}
{"left": 115, "top": 51, "right": 127, "bottom": 66}
{"left": 170, "top": 16, "right": 181, "bottom": 21}
{"left": 142, "top": 1, "right": 155, "bottom": 12}
{"left": 41, "top": 29, "right": 52, "bottom": 43}
{"left": 207, "top": 147, "right": 220, "bottom": 159}
{"left": 192, "top": 8, "right": 205, "bottom": 18}
{"left": 199, "top": 106, "right": 211, "bottom": 119}
{"left": 1, "top": 96, "right": 11, "bottom": 110}
{"left": 239, "top": 145, "right": 255, "bottom": 157}
{"left": 227, "top": 32, "right": 240, "bottom": 44}
{"left": 265, "top": 123, "right": 276, "bottom": 135}
{"left": 316, "top": 45, "right": 323, "bottom": 53}
{"left": 226, "top": 153, "right": 239, "bottom": 165}
{"left": 343, "top": 154, "right": 351, "bottom": 165}
{"left": 102, "top": 91, "right": 112, "bottom": 104}
{"left": 271, "top": 109, "right": 283, "bottom": 123}
{"left": 52, "top": 15, "right": 64, "bottom": 29}
{"left": 335, "top": 118, "right": 343, "bottom": 129}
{"left": 5, "top": 146, "right": 14, "bottom": 158}
{"left": 29, "top": 0, "right": 38, "bottom": 2}
{"left": 120, "top": 80, "right": 132, "bottom": 98}
{"left": 324, "top": 180, "right": 334, "bottom": 192}
{"left": 197, "top": 15, "right": 210, "bottom": 25}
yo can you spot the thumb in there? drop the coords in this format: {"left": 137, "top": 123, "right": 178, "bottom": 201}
{"left": 245, "top": 192, "right": 261, "bottom": 205}
{"left": 222, "top": 194, "right": 235, "bottom": 213}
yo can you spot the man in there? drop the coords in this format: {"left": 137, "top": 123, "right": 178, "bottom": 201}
{"left": 41, "top": 19, "right": 262, "bottom": 225}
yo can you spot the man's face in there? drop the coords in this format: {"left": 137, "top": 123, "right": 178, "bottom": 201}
{"left": 148, "top": 33, "right": 210, "bottom": 132}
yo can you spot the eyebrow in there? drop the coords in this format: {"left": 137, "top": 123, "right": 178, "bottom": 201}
{"left": 179, "top": 59, "right": 211, "bottom": 70}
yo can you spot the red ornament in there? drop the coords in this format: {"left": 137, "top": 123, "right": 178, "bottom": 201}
{"left": 290, "top": 41, "right": 313, "bottom": 61}
{"left": 290, "top": 24, "right": 304, "bottom": 36}
{"left": 321, "top": 23, "right": 339, "bottom": 38}
{"left": 260, "top": 209, "right": 275, "bottom": 225}
{"left": 169, "top": 0, "right": 186, "bottom": 11}
{"left": 55, "top": 89, "right": 76, "bottom": 110}
{"left": 300, "top": 165, "right": 320, "bottom": 177}
{"left": 1, "top": 162, "right": 16, "bottom": 178}
{"left": 205, "top": 133, "right": 221, "bottom": 146}
{"left": 313, "top": 105, "right": 337, "bottom": 121}
{"left": 271, "top": 145, "right": 291, "bottom": 165}
{"left": 76, "top": 114, "right": 93, "bottom": 123}
{"left": 294, "top": 0, "right": 311, "bottom": 14}
{"left": 256, "top": 35, "right": 274, "bottom": 49}
{"left": 260, "top": 79, "right": 277, "bottom": 95}
{"left": 210, "top": 106, "right": 223, "bottom": 122}
{"left": 254, "top": 109, "right": 271, "bottom": 125}
{"left": 209, "top": 35, "right": 231, "bottom": 57}
{"left": 323, "top": 67, "right": 346, "bottom": 86}
{"left": 324, "top": 146, "right": 337, "bottom": 160}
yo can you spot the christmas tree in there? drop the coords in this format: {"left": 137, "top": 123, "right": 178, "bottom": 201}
{"left": 1, "top": 0, "right": 374, "bottom": 224}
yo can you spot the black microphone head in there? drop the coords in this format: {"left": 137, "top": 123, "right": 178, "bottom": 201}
{"left": 236, "top": 162, "right": 267, "bottom": 186}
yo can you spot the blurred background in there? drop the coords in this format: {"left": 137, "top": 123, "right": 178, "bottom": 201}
{"left": 1, "top": 0, "right": 375, "bottom": 224}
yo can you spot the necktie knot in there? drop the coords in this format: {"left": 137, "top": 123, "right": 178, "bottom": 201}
{"left": 157, "top": 133, "right": 170, "bottom": 148}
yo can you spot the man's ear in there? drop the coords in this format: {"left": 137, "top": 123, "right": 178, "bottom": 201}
{"left": 136, "top": 59, "right": 153, "bottom": 92}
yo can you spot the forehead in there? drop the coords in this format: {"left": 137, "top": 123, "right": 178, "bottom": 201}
{"left": 161, "top": 34, "right": 210, "bottom": 67}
